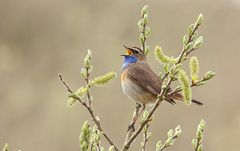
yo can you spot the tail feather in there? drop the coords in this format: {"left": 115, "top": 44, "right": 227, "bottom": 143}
{"left": 191, "top": 99, "right": 203, "bottom": 106}
{"left": 168, "top": 92, "right": 203, "bottom": 106}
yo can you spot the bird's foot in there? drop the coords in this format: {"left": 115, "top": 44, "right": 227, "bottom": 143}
{"left": 127, "top": 103, "right": 146, "bottom": 132}
{"left": 127, "top": 122, "right": 136, "bottom": 132}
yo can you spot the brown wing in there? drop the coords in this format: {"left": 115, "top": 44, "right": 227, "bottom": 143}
{"left": 126, "top": 61, "right": 162, "bottom": 95}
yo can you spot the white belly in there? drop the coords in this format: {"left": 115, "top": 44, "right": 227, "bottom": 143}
{"left": 121, "top": 79, "right": 156, "bottom": 104}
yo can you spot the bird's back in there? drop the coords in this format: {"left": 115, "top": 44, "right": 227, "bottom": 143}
{"left": 121, "top": 61, "right": 162, "bottom": 103}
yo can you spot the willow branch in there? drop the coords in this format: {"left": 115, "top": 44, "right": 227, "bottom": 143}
{"left": 58, "top": 74, "right": 119, "bottom": 151}
{"left": 141, "top": 22, "right": 147, "bottom": 52}
{"left": 123, "top": 103, "right": 142, "bottom": 146}
{"left": 162, "top": 23, "right": 200, "bottom": 82}
{"left": 141, "top": 123, "right": 150, "bottom": 151}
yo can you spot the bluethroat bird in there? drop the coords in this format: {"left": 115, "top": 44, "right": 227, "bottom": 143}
{"left": 121, "top": 45, "right": 203, "bottom": 108}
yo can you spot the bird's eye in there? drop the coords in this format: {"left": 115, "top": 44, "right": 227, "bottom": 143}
{"left": 132, "top": 49, "right": 138, "bottom": 54}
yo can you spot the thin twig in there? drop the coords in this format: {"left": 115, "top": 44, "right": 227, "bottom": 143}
{"left": 123, "top": 103, "right": 142, "bottom": 145}
{"left": 159, "top": 134, "right": 179, "bottom": 151}
{"left": 141, "top": 23, "right": 147, "bottom": 53}
{"left": 58, "top": 74, "right": 86, "bottom": 106}
{"left": 141, "top": 123, "right": 150, "bottom": 151}
{"left": 58, "top": 74, "right": 73, "bottom": 93}
{"left": 168, "top": 79, "right": 205, "bottom": 96}
{"left": 58, "top": 74, "right": 120, "bottom": 151}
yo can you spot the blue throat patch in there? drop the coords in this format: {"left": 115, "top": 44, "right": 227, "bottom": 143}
{"left": 122, "top": 55, "right": 138, "bottom": 70}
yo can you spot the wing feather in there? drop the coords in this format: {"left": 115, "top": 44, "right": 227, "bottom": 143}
{"left": 125, "top": 62, "right": 162, "bottom": 95}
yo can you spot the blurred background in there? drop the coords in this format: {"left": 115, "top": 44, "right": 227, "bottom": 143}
{"left": 0, "top": 0, "right": 239, "bottom": 150}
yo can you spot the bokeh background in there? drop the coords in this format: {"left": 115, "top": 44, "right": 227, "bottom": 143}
{"left": 0, "top": 0, "right": 239, "bottom": 150}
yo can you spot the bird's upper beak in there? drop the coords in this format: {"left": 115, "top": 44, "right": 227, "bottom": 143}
{"left": 121, "top": 45, "right": 133, "bottom": 56}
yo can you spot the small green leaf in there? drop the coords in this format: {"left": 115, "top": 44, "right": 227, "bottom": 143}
{"left": 140, "top": 33, "right": 145, "bottom": 45}
{"left": 196, "top": 13, "right": 203, "bottom": 25}
{"left": 145, "top": 45, "right": 150, "bottom": 55}
{"left": 188, "top": 24, "right": 194, "bottom": 36}
{"left": 84, "top": 49, "right": 92, "bottom": 69}
{"left": 184, "top": 42, "right": 193, "bottom": 51}
{"left": 193, "top": 36, "right": 203, "bottom": 49}
{"left": 175, "top": 125, "right": 182, "bottom": 137}
{"left": 203, "top": 71, "right": 215, "bottom": 80}
{"left": 138, "top": 19, "right": 144, "bottom": 29}
{"left": 170, "top": 64, "right": 182, "bottom": 77}
{"left": 145, "top": 26, "right": 151, "bottom": 37}
{"left": 141, "top": 111, "right": 149, "bottom": 124}
{"left": 183, "top": 35, "right": 188, "bottom": 45}
{"left": 156, "top": 140, "right": 163, "bottom": 151}
{"left": 81, "top": 68, "right": 87, "bottom": 77}
{"left": 143, "top": 14, "right": 148, "bottom": 24}
{"left": 163, "top": 64, "right": 170, "bottom": 73}
{"left": 141, "top": 5, "right": 148, "bottom": 17}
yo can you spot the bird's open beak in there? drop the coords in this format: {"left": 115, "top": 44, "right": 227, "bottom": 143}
{"left": 122, "top": 44, "right": 133, "bottom": 56}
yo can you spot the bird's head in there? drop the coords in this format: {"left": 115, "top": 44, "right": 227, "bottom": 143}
{"left": 121, "top": 45, "right": 146, "bottom": 70}
{"left": 122, "top": 45, "right": 146, "bottom": 61}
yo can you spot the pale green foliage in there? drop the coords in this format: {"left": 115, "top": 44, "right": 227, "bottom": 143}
{"left": 183, "top": 35, "right": 188, "bottom": 45}
{"left": 67, "top": 97, "right": 78, "bottom": 107}
{"left": 79, "top": 121, "right": 92, "bottom": 151}
{"left": 193, "top": 36, "right": 203, "bottom": 49}
{"left": 141, "top": 5, "right": 148, "bottom": 17}
{"left": 84, "top": 49, "right": 92, "bottom": 69}
{"left": 203, "top": 71, "right": 215, "bottom": 81}
{"left": 140, "top": 33, "right": 145, "bottom": 44}
{"left": 67, "top": 87, "right": 88, "bottom": 107}
{"left": 155, "top": 140, "right": 162, "bottom": 151}
{"left": 196, "top": 13, "right": 203, "bottom": 25}
{"left": 170, "top": 64, "right": 182, "bottom": 77}
{"left": 81, "top": 68, "right": 88, "bottom": 78}
{"left": 138, "top": 5, "right": 150, "bottom": 55}
{"left": 184, "top": 42, "right": 194, "bottom": 51}
{"left": 140, "top": 110, "right": 152, "bottom": 150}
{"left": 178, "top": 70, "right": 192, "bottom": 105}
{"left": 190, "top": 56, "right": 200, "bottom": 83}
{"left": 188, "top": 24, "right": 194, "bottom": 36}
{"left": 90, "top": 126, "right": 103, "bottom": 151}
{"left": 2, "top": 143, "right": 9, "bottom": 151}
{"left": 155, "top": 125, "right": 182, "bottom": 151}
{"left": 79, "top": 121, "right": 106, "bottom": 151}
{"left": 75, "top": 87, "right": 88, "bottom": 97}
{"left": 192, "top": 120, "right": 205, "bottom": 151}
{"left": 66, "top": 50, "right": 116, "bottom": 108}
{"left": 141, "top": 110, "right": 149, "bottom": 124}
{"left": 154, "top": 46, "right": 172, "bottom": 64}
{"left": 91, "top": 72, "right": 116, "bottom": 87}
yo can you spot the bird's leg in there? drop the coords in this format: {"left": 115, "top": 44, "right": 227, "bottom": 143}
{"left": 127, "top": 103, "right": 146, "bottom": 132}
